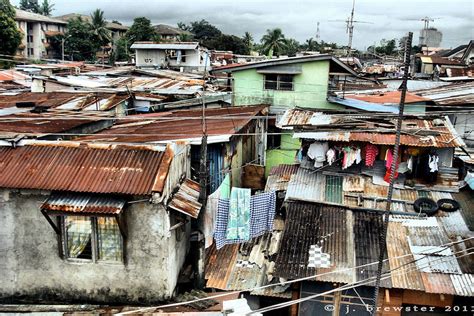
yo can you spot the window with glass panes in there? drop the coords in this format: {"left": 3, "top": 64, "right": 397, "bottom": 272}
{"left": 61, "top": 216, "right": 123, "bottom": 262}
{"left": 264, "top": 74, "right": 294, "bottom": 91}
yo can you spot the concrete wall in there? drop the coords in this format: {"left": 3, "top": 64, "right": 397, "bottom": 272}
{"left": 135, "top": 48, "right": 210, "bottom": 72}
{"left": 0, "top": 189, "right": 188, "bottom": 304}
{"left": 232, "top": 60, "right": 342, "bottom": 111}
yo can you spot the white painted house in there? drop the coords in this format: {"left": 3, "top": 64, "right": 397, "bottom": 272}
{"left": 131, "top": 42, "right": 211, "bottom": 72}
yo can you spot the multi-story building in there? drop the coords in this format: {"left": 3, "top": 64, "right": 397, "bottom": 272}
{"left": 419, "top": 27, "right": 443, "bottom": 47}
{"left": 15, "top": 9, "right": 67, "bottom": 60}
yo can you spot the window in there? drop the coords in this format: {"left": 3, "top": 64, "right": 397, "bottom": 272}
{"left": 62, "top": 216, "right": 123, "bottom": 262}
{"left": 264, "top": 74, "right": 294, "bottom": 91}
{"left": 28, "top": 48, "right": 34, "bottom": 56}
{"left": 325, "top": 175, "right": 343, "bottom": 204}
{"left": 27, "top": 35, "right": 33, "bottom": 43}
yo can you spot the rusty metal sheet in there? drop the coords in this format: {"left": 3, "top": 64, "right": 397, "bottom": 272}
{"left": 421, "top": 272, "right": 457, "bottom": 295}
{"left": 386, "top": 222, "right": 425, "bottom": 291}
{"left": 0, "top": 143, "right": 170, "bottom": 195}
{"left": 346, "top": 91, "right": 429, "bottom": 104}
{"left": 285, "top": 168, "right": 325, "bottom": 203}
{"left": 205, "top": 243, "right": 239, "bottom": 290}
{"left": 168, "top": 179, "right": 202, "bottom": 218}
{"left": 42, "top": 192, "right": 126, "bottom": 215}
{"left": 79, "top": 106, "right": 266, "bottom": 143}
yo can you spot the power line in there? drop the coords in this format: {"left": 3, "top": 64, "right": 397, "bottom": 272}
{"left": 116, "top": 236, "right": 473, "bottom": 315}
{"left": 249, "top": 249, "right": 473, "bottom": 315}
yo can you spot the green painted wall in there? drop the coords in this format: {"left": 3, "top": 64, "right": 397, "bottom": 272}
{"left": 265, "top": 135, "right": 300, "bottom": 176}
{"left": 232, "top": 60, "right": 343, "bottom": 110}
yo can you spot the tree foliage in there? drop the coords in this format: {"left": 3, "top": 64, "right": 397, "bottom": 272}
{"left": 260, "top": 28, "right": 286, "bottom": 57}
{"left": 39, "top": 0, "right": 54, "bottom": 16}
{"left": 368, "top": 38, "right": 397, "bottom": 56}
{"left": 90, "top": 9, "right": 111, "bottom": 47}
{"left": 242, "top": 32, "right": 254, "bottom": 52}
{"left": 19, "top": 0, "right": 40, "bottom": 13}
{"left": 64, "top": 17, "right": 99, "bottom": 61}
{"left": 0, "top": 0, "right": 22, "bottom": 58}
{"left": 207, "top": 34, "right": 249, "bottom": 54}
{"left": 113, "top": 37, "right": 129, "bottom": 62}
{"left": 125, "top": 17, "right": 157, "bottom": 45}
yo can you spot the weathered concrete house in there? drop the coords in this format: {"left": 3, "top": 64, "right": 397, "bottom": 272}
{"left": 131, "top": 42, "right": 211, "bottom": 72}
{"left": 0, "top": 140, "right": 193, "bottom": 304}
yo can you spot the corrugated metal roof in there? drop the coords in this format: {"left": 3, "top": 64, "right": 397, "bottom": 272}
{"left": 274, "top": 202, "right": 357, "bottom": 284}
{"left": 15, "top": 8, "right": 67, "bottom": 24}
{"left": 328, "top": 96, "right": 399, "bottom": 113}
{"left": 168, "top": 179, "right": 202, "bottom": 218}
{"left": 0, "top": 143, "right": 172, "bottom": 195}
{"left": 79, "top": 106, "right": 267, "bottom": 143}
{"left": 0, "top": 70, "right": 30, "bottom": 82}
{"left": 42, "top": 192, "right": 126, "bottom": 215}
{"left": 265, "top": 164, "right": 300, "bottom": 192}
{"left": 345, "top": 91, "right": 429, "bottom": 104}
{"left": 413, "top": 82, "right": 474, "bottom": 106}
{"left": 281, "top": 109, "right": 465, "bottom": 148}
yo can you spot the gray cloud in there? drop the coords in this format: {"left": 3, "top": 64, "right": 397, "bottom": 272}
{"left": 13, "top": 0, "right": 473, "bottom": 49}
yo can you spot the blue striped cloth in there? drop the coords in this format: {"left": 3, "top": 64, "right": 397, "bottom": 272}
{"left": 214, "top": 191, "right": 276, "bottom": 249}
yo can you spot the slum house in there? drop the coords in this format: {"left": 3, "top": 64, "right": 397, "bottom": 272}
{"left": 412, "top": 82, "right": 474, "bottom": 147}
{"left": 414, "top": 55, "right": 469, "bottom": 78}
{"left": 211, "top": 54, "right": 358, "bottom": 113}
{"left": 204, "top": 152, "right": 473, "bottom": 315}
{"left": 273, "top": 200, "right": 473, "bottom": 316}
{"left": 131, "top": 42, "right": 211, "bottom": 73}
{"left": 0, "top": 140, "right": 196, "bottom": 304}
{"left": 278, "top": 108, "right": 465, "bottom": 193}
{"left": 77, "top": 106, "right": 268, "bottom": 193}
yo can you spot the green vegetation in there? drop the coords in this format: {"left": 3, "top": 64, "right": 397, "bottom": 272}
{"left": 0, "top": 0, "right": 22, "bottom": 67}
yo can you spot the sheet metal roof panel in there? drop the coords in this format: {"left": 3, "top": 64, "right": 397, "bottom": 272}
{"left": 421, "top": 272, "right": 457, "bottom": 295}
{"left": 168, "top": 179, "right": 202, "bottom": 218}
{"left": 386, "top": 222, "right": 425, "bottom": 291}
{"left": 42, "top": 193, "right": 126, "bottom": 214}
{"left": 345, "top": 91, "right": 429, "bottom": 104}
{"left": 0, "top": 144, "right": 169, "bottom": 195}
{"left": 450, "top": 274, "right": 474, "bottom": 296}
{"left": 328, "top": 96, "right": 399, "bottom": 113}
{"left": 205, "top": 243, "right": 239, "bottom": 290}
{"left": 274, "top": 202, "right": 355, "bottom": 284}
{"left": 285, "top": 168, "right": 325, "bottom": 203}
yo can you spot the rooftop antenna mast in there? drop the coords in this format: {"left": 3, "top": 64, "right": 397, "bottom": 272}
{"left": 329, "top": 0, "right": 372, "bottom": 55}
{"left": 421, "top": 16, "right": 435, "bottom": 29}
{"left": 316, "top": 21, "right": 320, "bottom": 41}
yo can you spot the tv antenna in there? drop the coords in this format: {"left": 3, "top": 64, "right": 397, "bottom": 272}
{"left": 316, "top": 21, "right": 320, "bottom": 41}
{"left": 329, "top": 0, "right": 373, "bottom": 53}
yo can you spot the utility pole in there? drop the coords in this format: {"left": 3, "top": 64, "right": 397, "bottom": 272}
{"left": 195, "top": 53, "right": 209, "bottom": 290}
{"left": 61, "top": 38, "right": 65, "bottom": 61}
{"left": 370, "top": 32, "right": 413, "bottom": 315}
{"left": 316, "top": 21, "right": 321, "bottom": 41}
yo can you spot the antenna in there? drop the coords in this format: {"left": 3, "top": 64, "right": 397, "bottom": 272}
{"left": 316, "top": 21, "right": 320, "bottom": 41}
{"left": 328, "top": 0, "right": 373, "bottom": 55}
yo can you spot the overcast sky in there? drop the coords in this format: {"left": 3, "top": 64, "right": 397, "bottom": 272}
{"left": 13, "top": 0, "right": 473, "bottom": 49}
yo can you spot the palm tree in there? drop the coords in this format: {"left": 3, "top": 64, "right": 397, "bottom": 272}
{"left": 304, "top": 37, "right": 318, "bottom": 51}
{"left": 242, "top": 31, "right": 254, "bottom": 52}
{"left": 39, "top": 0, "right": 54, "bottom": 16}
{"left": 90, "top": 9, "right": 111, "bottom": 47}
{"left": 260, "top": 28, "right": 286, "bottom": 57}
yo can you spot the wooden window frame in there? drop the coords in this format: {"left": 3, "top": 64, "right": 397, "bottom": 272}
{"left": 264, "top": 74, "right": 294, "bottom": 91}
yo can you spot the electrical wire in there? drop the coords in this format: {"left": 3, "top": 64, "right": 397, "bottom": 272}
{"left": 248, "top": 250, "right": 474, "bottom": 315}
{"left": 115, "top": 236, "right": 473, "bottom": 315}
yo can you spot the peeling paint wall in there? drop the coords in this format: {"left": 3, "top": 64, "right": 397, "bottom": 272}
{"left": 0, "top": 189, "right": 188, "bottom": 304}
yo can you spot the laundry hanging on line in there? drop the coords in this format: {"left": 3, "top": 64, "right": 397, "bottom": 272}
{"left": 214, "top": 190, "right": 276, "bottom": 250}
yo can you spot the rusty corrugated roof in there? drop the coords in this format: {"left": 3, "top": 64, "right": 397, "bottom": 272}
{"left": 346, "top": 91, "right": 429, "bottom": 104}
{"left": 265, "top": 164, "right": 300, "bottom": 192}
{"left": 168, "top": 179, "right": 202, "bottom": 218}
{"left": 0, "top": 143, "right": 172, "bottom": 195}
{"left": 42, "top": 192, "right": 126, "bottom": 215}
{"left": 79, "top": 106, "right": 267, "bottom": 143}
{"left": 281, "top": 109, "right": 465, "bottom": 148}
{"left": 205, "top": 243, "right": 239, "bottom": 290}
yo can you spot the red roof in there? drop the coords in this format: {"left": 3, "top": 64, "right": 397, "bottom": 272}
{"left": 0, "top": 70, "right": 29, "bottom": 82}
{"left": 346, "top": 91, "right": 429, "bottom": 104}
{"left": 79, "top": 106, "right": 267, "bottom": 143}
{"left": 0, "top": 143, "right": 173, "bottom": 195}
